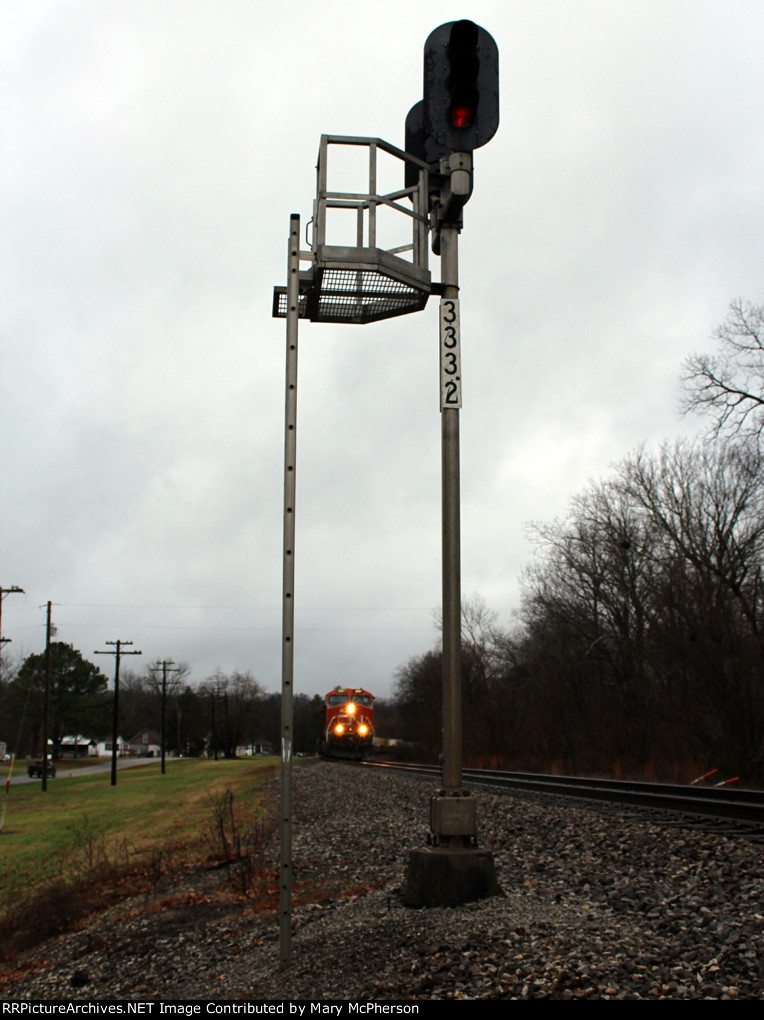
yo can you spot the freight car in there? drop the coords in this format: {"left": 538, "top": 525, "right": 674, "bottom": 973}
{"left": 319, "top": 686, "right": 374, "bottom": 759}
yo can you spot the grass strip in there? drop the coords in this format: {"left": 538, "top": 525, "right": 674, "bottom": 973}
{"left": 0, "top": 758, "right": 279, "bottom": 917}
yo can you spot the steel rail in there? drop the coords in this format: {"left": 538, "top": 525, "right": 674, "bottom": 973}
{"left": 360, "top": 760, "right": 764, "bottom": 829}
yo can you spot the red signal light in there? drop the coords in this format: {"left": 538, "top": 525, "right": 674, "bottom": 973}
{"left": 449, "top": 103, "right": 475, "bottom": 129}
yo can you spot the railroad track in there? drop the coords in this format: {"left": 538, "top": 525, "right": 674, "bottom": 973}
{"left": 358, "top": 760, "right": 764, "bottom": 838}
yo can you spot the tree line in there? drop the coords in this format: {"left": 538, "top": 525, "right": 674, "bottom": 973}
{"left": 0, "top": 652, "right": 325, "bottom": 760}
{"left": 392, "top": 300, "right": 764, "bottom": 783}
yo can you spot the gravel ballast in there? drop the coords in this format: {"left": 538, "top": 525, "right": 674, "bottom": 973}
{"left": 2, "top": 761, "right": 763, "bottom": 1000}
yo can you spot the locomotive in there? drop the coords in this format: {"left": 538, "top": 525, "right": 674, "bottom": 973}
{"left": 319, "top": 686, "right": 374, "bottom": 759}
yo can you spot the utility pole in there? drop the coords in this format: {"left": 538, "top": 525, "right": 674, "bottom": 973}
{"left": 41, "top": 602, "right": 53, "bottom": 793}
{"left": 95, "top": 640, "right": 142, "bottom": 786}
{"left": 149, "top": 660, "right": 180, "bottom": 774}
{"left": 0, "top": 586, "right": 24, "bottom": 675}
{"left": 208, "top": 688, "right": 218, "bottom": 760}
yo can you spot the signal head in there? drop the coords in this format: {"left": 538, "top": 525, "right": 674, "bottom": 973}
{"left": 423, "top": 19, "right": 499, "bottom": 153}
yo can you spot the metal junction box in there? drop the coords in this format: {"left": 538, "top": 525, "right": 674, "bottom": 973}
{"left": 430, "top": 792, "right": 477, "bottom": 837}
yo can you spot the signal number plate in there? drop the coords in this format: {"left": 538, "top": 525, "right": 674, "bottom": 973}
{"left": 440, "top": 298, "right": 462, "bottom": 409}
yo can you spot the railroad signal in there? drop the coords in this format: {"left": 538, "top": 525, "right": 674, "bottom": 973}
{"left": 274, "top": 20, "right": 502, "bottom": 928}
{"left": 404, "top": 100, "right": 449, "bottom": 196}
{"left": 423, "top": 19, "right": 499, "bottom": 154}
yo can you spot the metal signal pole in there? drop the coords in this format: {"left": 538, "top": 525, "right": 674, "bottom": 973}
{"left": 403, "top": 154, "right": 500, "bottom": 906}
{"left": 431, "top": 158, "right": 475, "bottom": 843}
{"left": 440, "top": 216, "right": 462, "bottom": 797}
{"left": 95, "top": 640, "right": 142, "bottom": 785}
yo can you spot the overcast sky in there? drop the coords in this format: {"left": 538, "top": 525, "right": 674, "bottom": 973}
{"left": 2, "top": 0, "right": 763, "bottom": 701}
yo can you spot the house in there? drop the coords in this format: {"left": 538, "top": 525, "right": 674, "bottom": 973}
{"left": 128, "top": 729, "right": 161, "bottom": 757}
{"left": 235, "top": 738, "right": 275, "bottom": 756}
{"left": 94, "top": 736, "right": 130, "bottom": 758}
{"left": 58, "top": 736, "right": 98, "bottom": 758}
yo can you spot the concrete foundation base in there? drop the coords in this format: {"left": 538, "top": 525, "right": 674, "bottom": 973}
{"left": 403, "top": 846, "right": 502, "bottom": 908}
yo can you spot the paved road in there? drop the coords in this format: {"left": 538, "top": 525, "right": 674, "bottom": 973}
{"left": 5, "top": 758, "right": 160, "bottom": 786}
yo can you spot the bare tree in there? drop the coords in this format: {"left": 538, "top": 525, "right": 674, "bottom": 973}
{"left": 200, "top": 670, "right": 264, "bottom": 758}
{"left": 622, "top": 440, "right": 764, "bottom": 639}
{"left": 392, "top": 650, "right": 442, "bottom": 760}
{"left": 518, "top": 439, "right": 764, "bottom": 778}
{"left": 681, "top": 298, "right": 764, "bottom": 445}
{"left": 432, "top": 593, "right": 503, "bottom": 678}
{"left": 521, "top": 474, "right": 669, "bottom": 768}
{"left": 621, "top": 439, "right": 764, "bottom": 779}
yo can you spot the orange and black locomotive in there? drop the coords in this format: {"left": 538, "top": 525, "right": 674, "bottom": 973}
{"left": 319, "top": 686, "right": 374, "bottom": 759}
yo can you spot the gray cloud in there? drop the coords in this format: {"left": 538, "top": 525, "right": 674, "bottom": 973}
{"left": 2, "top": 0, "right": 763, "bottom": 698}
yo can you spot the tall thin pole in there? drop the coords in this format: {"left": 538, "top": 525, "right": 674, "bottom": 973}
{"left": 161, "top": 666, "right": 167, "bottom": 775}
{"left": 404, "top": 155, "right": 500, "bottom": 907}
{"left": 150, "top": 660, "right": 179, "bottom": 775}
{"left": 428, "top": 151, "right": 479, "bottom": 850}
{"left": 41, "top": 602, "right": 52, "bottom": 793}
{"left": 95, "top": 640, "right": 142, "bottom": 785}
{"left": 440, "top": 221, "right": 462, "bottom": 796}
{"left": 0, "top": 586, "right": 24, "bottom": 675}
{"left": 280, "top": 213, "right": 300, "bottom": 970}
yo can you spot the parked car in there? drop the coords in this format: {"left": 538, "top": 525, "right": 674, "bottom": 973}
{"left": 27, "top": 761, "right": 56, "bottom": 778}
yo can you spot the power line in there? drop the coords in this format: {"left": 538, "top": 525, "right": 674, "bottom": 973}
{"left": 53, "top": 602, "right": 442, "bottom": 612}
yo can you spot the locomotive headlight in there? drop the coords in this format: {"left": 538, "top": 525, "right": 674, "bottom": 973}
{"left": 346, "top": 702, "right": 356, "bottom": 715}
{"left": 358, "top": 724, "right": 368, "bottom": 736}
{"left": 334, "top": 724, "right": 344, "bottom": 735}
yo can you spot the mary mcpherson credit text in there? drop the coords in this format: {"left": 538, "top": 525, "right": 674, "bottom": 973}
{"left": 2, "top": 1005, "right": 420, "bottom": 1015}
